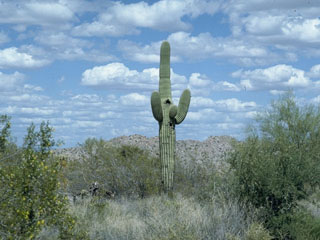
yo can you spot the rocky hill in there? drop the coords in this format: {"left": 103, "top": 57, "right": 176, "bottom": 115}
{"left": 55, "top": 134, "right": 235, "bottom": 167}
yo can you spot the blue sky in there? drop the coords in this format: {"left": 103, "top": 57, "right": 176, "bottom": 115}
{"left": 0, "top": 0, "right": 320, "bottom": 147}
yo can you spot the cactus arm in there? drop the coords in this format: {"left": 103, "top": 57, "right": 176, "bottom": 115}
{"left": 175, "top": 89, "right": 191, "bottom": 124}
{"left": 169, "top": 105, "right": 178, "bottom": 119}
{"left": 151, "top": 91, "right": 163, "bottom": 122}
{"left": 159, "top": 41, "right": 172, "bottom": 99}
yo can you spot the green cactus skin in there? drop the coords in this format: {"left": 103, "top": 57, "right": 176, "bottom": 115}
{"left": 151, "top": 41, "right": 191, "bottom": 193}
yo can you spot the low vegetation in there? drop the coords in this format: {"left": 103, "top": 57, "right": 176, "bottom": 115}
{"left": 0, "top": 117, "right": 88, "bottom": 239}
{"left": 228, "top": 92, "right": 320, "bottom": 239}
{"left": 0, "top": 92, "right": 319, "bottom": 239}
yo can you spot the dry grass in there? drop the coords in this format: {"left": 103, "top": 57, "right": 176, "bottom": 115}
{"left": 57, "top": 194, "right": 257, "bottom": 240}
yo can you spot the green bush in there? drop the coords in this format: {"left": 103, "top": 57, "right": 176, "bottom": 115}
{"left": 174, "top": 154, "right": 231, "bottom": 202}
{"left": 283, "top": 208, "right": 320, "bottom": 240}
{"left": 66, "top": 138, "right": 161, "bottom": 198}
{"left": 0, "top": 118, "right": 88, "bottom": 239}
{"left": 245, "top": 223, "right": 273, "bottom": 240}
{"left": 227, "top": 92, "right": 320, "bottom": 238}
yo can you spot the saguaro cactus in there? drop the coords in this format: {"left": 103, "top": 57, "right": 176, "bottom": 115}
{"left": 151, "top": 41, "right": 191, "bottom": 193}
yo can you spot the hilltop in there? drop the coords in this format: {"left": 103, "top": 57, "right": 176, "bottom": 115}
{"left": 55, "top": 134, "right": 235, "bottom": 167}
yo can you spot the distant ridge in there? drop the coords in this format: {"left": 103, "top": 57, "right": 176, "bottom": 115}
{"left": 55, "top": 135, "right": 235, "bottom": 167}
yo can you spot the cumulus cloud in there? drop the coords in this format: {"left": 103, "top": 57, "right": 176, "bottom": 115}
{"left": 9, "top": 94, "right": 48, "bottom": 102}
{"left": 1, "top": 106, "right": 55, "bottom": 116}
{"left": 0, "top": 47, "right": 49, "bottom": 68}
{"left": 223, "top": 0, "right": 320, "bottom": 55}
{"left": 0, "top": 71, "right": 24, "bottom": 91}
{"left": 168, "top": 32, "right": 285, "bottom": 65}
{"left": 31, "top": 32, "right": 114, "bottom": 62}
{"left": 308, "top": 64, "right": 320, "bottom": 78}
{"left": 70, "top": 94, "right": 104, "bottom": 107}
{"left": 232, "top": 64, "right": 311, "bottom": 91}
{"left": 311, "top": 95, "right": 320, "bottom": 104}
{"left": 81, "top": 62, "right": 187, "bottom": 91}
{"left": 35, "top": 32, "right": 89, "bottom": 48}
{"left": 72, "top": 0, "right": 219, "bottom": 36}
{"left": 214, "top": 98, "right": 257, "bottom": 112}
{"left": 119, "top": 32, "right": 288, "bottom": 66}
{"left": 190, "top": 97, "right": 215, "bottom": 108}
{"left": 189, "top": 73, "right": 211, "bottom": 87}
{"left": 72, "top": 120, "right": 103, "bottom": 128}
{"left": 212, "top": 81, "right": 241, "bottom": 92}
{"left": 120, "top": 93, "right": 149, "bottom": 106}
{"left": 190, "top": 97, "right": 257, "bottom": 113}
{"left": 242, "top": 14, "right": 320, "bottom": 44}
{"left": 0, "top": 1, "right": 74, "bottom": 29}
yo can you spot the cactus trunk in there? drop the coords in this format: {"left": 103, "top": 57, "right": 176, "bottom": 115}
{"left": 151, "top": 41, "right": 191, "bottom": 194}
{"left": 159, "top": 103, "right": 176, "bottom": 192}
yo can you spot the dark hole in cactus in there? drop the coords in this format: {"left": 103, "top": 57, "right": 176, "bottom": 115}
{"left": 165, "top": 99, "right": 171, "bottom": 104}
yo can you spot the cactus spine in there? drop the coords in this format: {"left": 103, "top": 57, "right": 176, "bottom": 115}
{"left": 151, "top": 41, "right": 191, "bottom": 193}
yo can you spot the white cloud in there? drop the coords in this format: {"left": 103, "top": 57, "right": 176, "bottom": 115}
{"left": 217, "top": 123, "right": 245, "bottom": 130}
{"left": 308, "top": 65, "right": 320, "bottom": 78}
{"left": 23, "top": 84, "right": 43, "bottom": 92}
{"left": 9, "top": 94, "right": 48, "bottom": 102}
{"left": 242, "top": 14, "right": 320, "bottom": 44}
{"left": 0, "top": 47, "right": 49, "bottom": 68}
{"left": 120, "top": 93, "right": 149, "bottom": 106}
{"left": 81, "top": 62, "right": 141, "bottom": 88}
{"left": 72, "top": 0, "right": 219, "bottom": 36}
{"left": 73, "top": 120, "right": 103, "bottom": 128}
{"left": 186, "top": 108, "right": 218, "bottom": 121}
{"left": 117, "top": 40, "right": 180, "bottom": 63}
{"left": 1, "top": 106, "right": 55, "bottom": 115}
{"left": 187, "top": 73, "right": 242, "bottom": 93}
{"left": 270, "top": 90, "right": 286, "bottom": 95}
{"left": 311, "top": 95, "right": 320, "bottom": 104}
{"left": 223, "top": 0, "right": 320, "bottom": 17}
{"left": 119, "top": 32, "right": 287, "bottom": 66}
{"left": 72, "top": 20, "right": 138, "bottom": 37}
{"left": 168, "top": 32, "right": 269, "bottom": 61}
{"left": 98, "top": 111, "right": 120, "bottom": 119}
{"left": 81, "top": 62, "right": 187, "bottom": 91}
{"left": 20, "top": 107, "right": 55, "bottom": 115}
{"left": 0, "top": 71, "right": 24, "bottom": 91}
{"left": 212, "top": 81, "right": 241, "bottom": 92}
{"left": 189, "top": 97, "right": 257, "bottom": 116}
{"left": 19, "top": 117, "right": 48, "bottom": 124}
{"left": 214, "top": 98, "right": 257, "bottom": 112}
{"left": 233, "top": 64, "right": 311, "bottom": 91}
{"left": 279, "top": 18, "right": 320, "bottom": 44}
{"left": 35, "top": 32, "right": 89, "bottom": 48}
{"left": 190, "top": 97, "right": 214, "bottom": 108}
{"left": 70, "top": 94, "right": 104, "bottom": 107}
{"left": 0, "top": 1, "right": 74, "bottom": 29}
{"left": 222, "top": 0, "right": 320, "bottom": 56}
{"left": 31, "top": 32, "right": 114, "bottom": 62}
{"left": 189, "top": 73, "right": 211, "bottom": 87}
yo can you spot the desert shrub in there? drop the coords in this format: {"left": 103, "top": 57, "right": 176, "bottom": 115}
{"left": 0, "top": 118, "right": 88, "bottom": 239}
{"left": 174, "top": 154, "right": 232, "bottom": 201}
{"left": 281, "top": 208, "right": 320, "bottom": 240}
{"left": 227, "top": 92, "right": 320, "bottom": 238}
{"left": 244, "top": 223, "right": 273, "bottom": 240}
{"left": 69, "top": 194, "right": 255, "bottom": 240}
{"left": 227, "top": 222, "right": 272, "bottom": 240}
{"left": 67, "top": 138, "right": 161, "bottom": 198}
